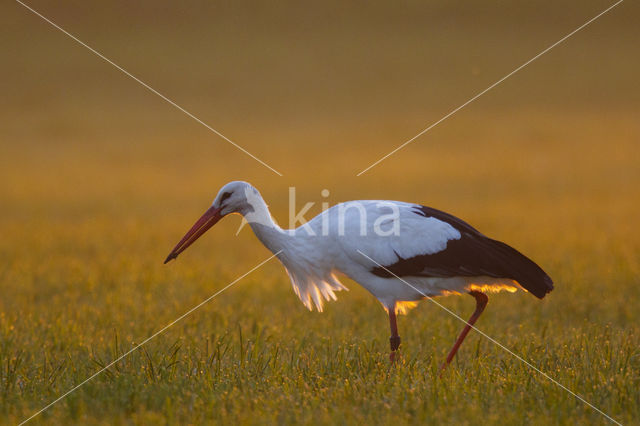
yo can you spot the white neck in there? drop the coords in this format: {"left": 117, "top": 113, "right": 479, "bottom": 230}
{"left": 240, "top": 191, "right": 345, "bottom": 313}
{"left": 242, "top": 195, "right": 291, "bottom": 254}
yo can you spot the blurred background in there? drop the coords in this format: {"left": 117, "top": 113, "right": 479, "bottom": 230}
{"left": 2, "top": 0, "right": 639, "bottom": 334}
{"left": 2, "top": 0, "right": 638, "bottom": 279}
{"left": 0, "top": 0, "right": 638, "bottom": 421}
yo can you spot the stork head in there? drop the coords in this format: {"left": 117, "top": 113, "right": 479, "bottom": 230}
{"left": 212, "top": 181, "right": 259, "bottom": 216}
{"left": 164, "top": 181, "right": 258, "bottom": 264}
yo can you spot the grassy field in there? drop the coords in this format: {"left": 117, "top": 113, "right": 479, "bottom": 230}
{"left": 1, "top": 1, "right": 639, "bottom": 424}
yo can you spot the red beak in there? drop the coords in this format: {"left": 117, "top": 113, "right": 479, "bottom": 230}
{"left": 164, "top": 206, "right": 223, "bottom": 264}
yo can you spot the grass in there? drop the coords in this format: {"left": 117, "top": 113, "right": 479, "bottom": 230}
{"left": 1, "top": 113, "right": 638, "bottom": 425}
{"left": 2, "top": 0, "right": 639, "bottom": 424}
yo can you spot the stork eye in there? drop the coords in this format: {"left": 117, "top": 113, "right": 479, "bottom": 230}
{"left": 219, "top": 192, "right": 232, "bottom": 204}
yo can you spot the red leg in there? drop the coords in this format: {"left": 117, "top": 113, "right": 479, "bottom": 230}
{"left": 388, "top": 308, "right": 401, "bottom": 363}
{"left": 440, "top": 291, "right": 488, "bottom": 371}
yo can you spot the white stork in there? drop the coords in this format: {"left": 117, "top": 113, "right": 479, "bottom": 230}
{"left": 165, "top": 181, "right": 553, "bottom": 367}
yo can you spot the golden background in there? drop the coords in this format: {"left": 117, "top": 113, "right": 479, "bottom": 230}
{"left": 1, "top": 1, "right": 638, "bottom": 423}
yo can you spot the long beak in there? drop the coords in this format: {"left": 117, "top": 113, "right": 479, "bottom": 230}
{"left": 164, "top": 206, "right": 222, "bottom": 264}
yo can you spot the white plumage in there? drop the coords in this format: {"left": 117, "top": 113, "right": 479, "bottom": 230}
{"left": 165, "top": 181, "right": 553, "bottom": 367}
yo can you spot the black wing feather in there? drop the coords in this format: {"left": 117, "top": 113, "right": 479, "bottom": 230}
{"left": 371, "top": 206, "right": 554, "bottom": 299}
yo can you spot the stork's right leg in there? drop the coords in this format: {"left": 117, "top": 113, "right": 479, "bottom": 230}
{"left": 440, "top": 291, "right": 488, "bottom": 371}
{"left": 388, "top": 308, "right": 401, "bottom": 363}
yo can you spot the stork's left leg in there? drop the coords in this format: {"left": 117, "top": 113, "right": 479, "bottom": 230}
{"left": 440, "top": 291, "right": 488, "bottom": 371}
{"left": 388, "top": 308, "right": 401, "bottom": 363}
